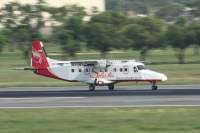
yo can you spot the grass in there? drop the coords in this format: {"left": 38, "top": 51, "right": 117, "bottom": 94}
{"left": 0, "top": 46, "right": 200, "bottom": 87}
{"left": 1, "top": 45, "right": 200, "bottom": 133}
{"left": 0, "top": 107, "right": 200, "bottom": 133}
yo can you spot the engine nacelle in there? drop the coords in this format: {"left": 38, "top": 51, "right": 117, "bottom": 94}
{"left": 95, "top": 60, "right": 111, "bottom": 69}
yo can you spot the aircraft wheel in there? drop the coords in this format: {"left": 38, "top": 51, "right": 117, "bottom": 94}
{"left": 108, "top": 84, "right": 114, "bottom": 90}
{"left": 89, "top": 84, "right": 95, "bottom": 91}
{"left": 152, "top": 86, "right": 158, "bottom": 90}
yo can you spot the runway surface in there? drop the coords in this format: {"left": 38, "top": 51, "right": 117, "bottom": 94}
{"left": 0, "top": 85, "right": 200, "bottom": 109}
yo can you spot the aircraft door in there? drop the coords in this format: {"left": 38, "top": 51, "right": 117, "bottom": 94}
{"left": 77, "top": 66, "right": 90, "bottom": 82}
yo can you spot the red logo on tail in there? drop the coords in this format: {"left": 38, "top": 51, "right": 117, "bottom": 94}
{"left": 32, "top": 46, "right": 42, "bottom": 64}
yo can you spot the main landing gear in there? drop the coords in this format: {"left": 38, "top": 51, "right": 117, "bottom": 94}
{"left": 89, "top": 79, "right": 97, "bottom": 91}
{"left": 89, "top": 84, "right": 115, "bottom": 91}
{"left": 108, "top": 84, "right": 114, "bottom": 91}
{"left": 89, "top": 84, "right": 95, "bottom": 91}
{"left": 151, "top": 81, "right": 158, "bottom": 90}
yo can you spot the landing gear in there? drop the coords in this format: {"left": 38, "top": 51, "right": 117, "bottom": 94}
{"left": 151, "top": 81, "right": 158, "bottom": 90}
{"left": 89, "top": 84, "right": 95, "bottom": 91}
{"left": 152, "top": 86, "right": 158, "bottom": 90}
{"left": 108, "top": 84, "right": 114, "bottom": 90}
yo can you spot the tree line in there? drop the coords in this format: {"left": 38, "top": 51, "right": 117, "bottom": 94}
{"left": 0, "top": 0, "right": 200, "bottom": 64}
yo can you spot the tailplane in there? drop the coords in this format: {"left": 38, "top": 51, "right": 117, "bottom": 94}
{"left": 31, "top": 41, "right": 49, "bottom": 68}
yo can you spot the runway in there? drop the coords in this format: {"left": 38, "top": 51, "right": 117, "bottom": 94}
{"left": 0, "top": 85, "right": 200, "bottom": 109}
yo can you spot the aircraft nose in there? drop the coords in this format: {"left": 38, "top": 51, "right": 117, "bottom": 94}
{"left": 158, "top": 73, "right": 167, "bottom": 82}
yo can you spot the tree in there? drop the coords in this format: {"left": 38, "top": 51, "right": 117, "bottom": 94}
{"left": 46, "top": 4, "right": 87, "bottom": 45}
{"left": 16, "top": 28, "right": 31, "bottom": 62}
{"left": 59, "top": 30, "right": 81, "bottom": 60}
{"left": 19, "top": 0, "right": 47, "bottom": 30}
{"left": 166, "top": 17, "right": 198, "bottom": 64}
{"left": 16, "top": 1, "right": 46, "bottom": 63}
{"left": 85, "top": 22, "right": 113, "bottom": 58}
{"left": 106, "top": 0, "right": 188, "bottom": 15}
{"left": 155, "top": 3, "right": 184, "bottom": 21}
{"left": 85, "top": 10, "right": 127, "bottom": 58}
{"left": 186, "top": 0, "right": 200, "bottom": 17}
{"left": 66, "top": 16, "right": 84, "bottom": 40}
{"left": 187, "top": 22, "right": 200, "bottom": 55}
{"left": 123, "top": 16, "right": 165, "bottom": 61}
{"left": 0, "top": 32, "right": 6, "bottom": 54}
{"left": 167, "top": 24, "right": 189, "bottom": 64}
{"left": 175, "top": 17, "right": 188, "bottom": 26}
{"left": 0, "top": 2, "right": 21, "bottom": 52}
{"left": 55, "top": 5, "right": 86, "bottom": 60}
{"left": 0, "top": 0, "right": 47, "bottom": 63}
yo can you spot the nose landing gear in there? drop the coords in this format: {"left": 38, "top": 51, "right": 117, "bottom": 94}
{"left": 151, "top": 81, "right": 158, "bottom": 90}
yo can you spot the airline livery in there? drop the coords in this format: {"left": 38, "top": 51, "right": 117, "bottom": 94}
{"left": 15, "top": 41, "right": 167, "bottom": 91}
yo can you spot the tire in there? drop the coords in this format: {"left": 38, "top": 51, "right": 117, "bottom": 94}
{"left": 108, "top": 85, "right": 114, "bottom": 90}
{"left": 152, "top": 86, "right": 158, "bottom": 90}
{"left": 89, "top": 84, "right": 95, "bottom": 91}
{"left": 151, "top": 86, "right": 154, "bottom": 90}
{"left": 155, "top": 86, "right": 158, "bottom": 90}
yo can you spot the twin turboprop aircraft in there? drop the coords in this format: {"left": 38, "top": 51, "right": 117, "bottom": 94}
{"left": 15, "top": 41, "right": 167, "bottom": 91}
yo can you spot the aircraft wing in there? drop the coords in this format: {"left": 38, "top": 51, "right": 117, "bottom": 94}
{"left": 70, "top": 60, "right": 112, "bottom": 69}
{"left": 70, "top": 61, "right": 98, "bottom": 66}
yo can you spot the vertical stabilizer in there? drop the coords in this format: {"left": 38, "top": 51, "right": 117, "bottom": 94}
{"left": 31, "top": 41, "right": 49, "bottom": 68}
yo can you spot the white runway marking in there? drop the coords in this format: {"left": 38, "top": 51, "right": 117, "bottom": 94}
{"left": 0, "top": 105, "right": 200, "bottom": 109}
{"left": 0, "top": 97, "right": 84, "bottom": 100}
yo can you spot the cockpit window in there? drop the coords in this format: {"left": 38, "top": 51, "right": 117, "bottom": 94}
{"left": 134, "top": 67, "right": 138, "bottom": 72}
{"left": 137, "top": 65, "right": 147, "bottom": 70}
{"left": 144, "top": 65, "right": 148, "bottom": 70}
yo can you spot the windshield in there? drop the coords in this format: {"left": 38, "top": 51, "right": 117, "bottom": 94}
{"left": 137, "top": 65, "right": 147, "bottom": 70}
{"left": 144, "top": 65, "right": 148, "bottom": 70}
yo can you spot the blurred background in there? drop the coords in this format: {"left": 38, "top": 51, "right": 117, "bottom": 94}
{"left": 0, "top": 0, "right": 200, "bottom": 87}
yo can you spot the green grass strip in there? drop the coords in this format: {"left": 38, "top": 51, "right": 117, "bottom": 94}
{"left": 0, "top": 107, "right": 200, "bottom": 133}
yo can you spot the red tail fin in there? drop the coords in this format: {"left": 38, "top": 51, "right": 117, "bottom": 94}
{"left": 31, "top": 41, "right": 49, "bottom": 68}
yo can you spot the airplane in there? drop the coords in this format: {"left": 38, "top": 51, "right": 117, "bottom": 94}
{"left": 15, "top": 41, "right": 167, "bottom": 91}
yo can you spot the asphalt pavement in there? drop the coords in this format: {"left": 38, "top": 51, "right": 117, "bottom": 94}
{"left": 0, "top": 85, "right": 200, "bottom": 109}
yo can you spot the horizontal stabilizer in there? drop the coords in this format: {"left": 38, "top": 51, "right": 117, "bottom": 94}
{"left": 14, "top": 68, "right": 38, "bottom": 71}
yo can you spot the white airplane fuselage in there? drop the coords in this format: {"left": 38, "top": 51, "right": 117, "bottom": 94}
{"left": 16, "top": 41, "right": 167, "bottom": 91}
{"left": 35, "top": 58, "right": 167, "bottom": 86}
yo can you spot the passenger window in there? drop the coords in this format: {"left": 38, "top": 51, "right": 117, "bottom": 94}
{"left": 124, "top": 68, "right": 127, "bottom": 72}
{"left": 79, "top": 69, "right": 82, "bottom": 72}
{"left": 134, "top": 67, "right": 138, "bottom": 72}
{"left": 120, "top": 68, "right": 123, "bottom": 72}
{"left": 100, "top": 69, "right": 102, "bottom": 72}
{"left": 105, "top": 69, "right": 108, "bottom": 72}
{"left": 86, "top": 68, "right": 88, "bottom": 72}
{"left": 71, "top": 69, "right": 74, "bottom": 72}
{"left": 113, "top": 68, "right": 117, "bottom": 72}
